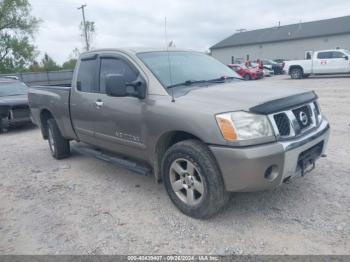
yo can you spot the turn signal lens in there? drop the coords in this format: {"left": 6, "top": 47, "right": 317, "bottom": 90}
{"left": 216, "top": 115, "right": 237, "bottom": 141}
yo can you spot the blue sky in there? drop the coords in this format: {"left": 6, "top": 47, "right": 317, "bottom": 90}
{"left": 30, "top": 0, "right": 350, "bottom": 63}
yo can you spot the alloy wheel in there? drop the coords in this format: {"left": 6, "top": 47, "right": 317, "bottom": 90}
{"left": 169, "top": 158, "right": 204, "bottom": 206}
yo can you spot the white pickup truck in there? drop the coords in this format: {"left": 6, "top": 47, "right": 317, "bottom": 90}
{"left": 284, "top": 49, "right": 350, "bottom": 79}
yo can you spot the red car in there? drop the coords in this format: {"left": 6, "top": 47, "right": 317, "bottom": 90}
{"left": 227, "top": 64, "right": 263, "bottom": 80}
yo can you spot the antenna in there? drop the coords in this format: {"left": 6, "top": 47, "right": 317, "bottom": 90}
{"left": 165, "top": 17, "right": 175, "bottom": 103}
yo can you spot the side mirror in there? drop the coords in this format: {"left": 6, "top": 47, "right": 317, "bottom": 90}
{"left": 105, "top": 74, "right": 146, "bottom": 99}
{"left": 105, "top": 74, "right": 128, "bottom": 97}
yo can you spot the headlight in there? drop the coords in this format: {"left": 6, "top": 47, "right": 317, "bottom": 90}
{"left": 216, "top": 111, "right": 274, "bottom": 141}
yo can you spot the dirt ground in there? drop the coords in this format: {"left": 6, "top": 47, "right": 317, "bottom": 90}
{"left": 0, "top": 75, "right": 349, "bottom": 255}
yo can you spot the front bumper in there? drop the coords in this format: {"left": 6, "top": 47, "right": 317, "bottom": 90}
{"left": 209, "top": 120, "right": 330, "bottom": 192}
{"left": 0, "top": 108, "right": 32, "bottom": 128}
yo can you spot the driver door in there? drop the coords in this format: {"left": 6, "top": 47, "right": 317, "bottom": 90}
{"left": 330, "top": 51, "right": 350, "bottom": 73}
{"left": 92, "top": 54, "right": 146, "bottom": 159}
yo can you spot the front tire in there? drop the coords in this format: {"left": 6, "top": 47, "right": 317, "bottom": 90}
{"left": 47, "top": 118, "right": 70, "bottom": 159}
{"left": 162, "top": 140, "right": 229, "bottom": 219}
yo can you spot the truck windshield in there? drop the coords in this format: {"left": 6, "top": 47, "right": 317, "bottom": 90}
{"left": 137, "top": 51, "right": 241, "bottom": 88}
{"left": 0, "top": 82, "right": 28, "bottom": 97}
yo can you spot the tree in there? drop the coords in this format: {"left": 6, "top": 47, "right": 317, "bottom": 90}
{"left": 80, "top": 21, "right": 95, "bottom": 51}
{"left": 62, "top": 59, "right": 77, "bottom": 70}
{"left": 61, "top": 48, "right": 80, "bottom": 70}
{"left": 41, "top": 53, "right": 60, "bottom": 71}
{"left": 0, "top": 0, "right": 40, "bottom": 73}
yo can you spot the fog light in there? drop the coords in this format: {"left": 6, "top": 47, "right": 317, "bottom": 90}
{"left": 264, "top": 165, "right": 279, "bottom": 181}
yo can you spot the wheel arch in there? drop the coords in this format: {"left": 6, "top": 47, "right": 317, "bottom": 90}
{"left": 153, "top": 130, "right": 205, "bottom": 182}
{"left": 288, "top": 65, "right": 304, "bottom": 75}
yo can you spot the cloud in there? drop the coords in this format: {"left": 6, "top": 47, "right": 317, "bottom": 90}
{"left": 30, "top": 0, "right": 350, "bottom": 64}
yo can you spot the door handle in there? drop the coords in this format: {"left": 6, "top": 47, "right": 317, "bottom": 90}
{"left": 95, "top": 100, "right": 104, "bottom": 108}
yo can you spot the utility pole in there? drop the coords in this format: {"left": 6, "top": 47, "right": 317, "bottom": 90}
{"left": 77, "top": 4, "right": 89, "bottom": 51}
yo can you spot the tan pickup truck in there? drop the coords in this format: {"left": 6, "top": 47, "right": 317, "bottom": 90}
{"left": 28, "top": 48, "right": 330, "bottom": 218}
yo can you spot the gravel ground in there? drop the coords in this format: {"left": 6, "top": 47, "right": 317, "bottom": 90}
{"left": 0, "top": 75, "right": 349, "bottom": 255}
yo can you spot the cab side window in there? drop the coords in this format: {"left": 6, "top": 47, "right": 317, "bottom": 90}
{"left": 99, "top": 58, "right": 138, "bottom": 94}
{"left": 331, "top": 51, "right": 345, "bottom": 59}
{"left": 76, "top": 58, "right": 98, "bottom": 92}
{"left": 317, "top": 52, "right": 331, "bottom": 59}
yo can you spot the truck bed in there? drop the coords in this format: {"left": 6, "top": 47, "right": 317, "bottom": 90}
{"left": 28, "top": 86, "right": 77, "bottom": 140}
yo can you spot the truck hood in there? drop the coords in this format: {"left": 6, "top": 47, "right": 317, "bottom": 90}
{"left": 176, "top": 80, "right": 314, "bottom": 113}
{"left": 0, "top": 94, "right": 28, "bottom": 107}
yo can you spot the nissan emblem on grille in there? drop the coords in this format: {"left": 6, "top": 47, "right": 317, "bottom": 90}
{"left": 299, "top": 111, "right": 308, "bottom": 126}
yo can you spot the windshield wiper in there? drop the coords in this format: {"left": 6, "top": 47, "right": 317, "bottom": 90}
{"left": 205, "top": 76, "right": 241, "bottom": 82}
{"left": 167, "top": 80, "right": 207, "bottom": 89}
{"left": 167, "top": 76, "right": 240, "bottom": 89}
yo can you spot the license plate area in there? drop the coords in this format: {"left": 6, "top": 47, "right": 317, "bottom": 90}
{"left": 297, "top": 141, "right": 324, "bottom": 176}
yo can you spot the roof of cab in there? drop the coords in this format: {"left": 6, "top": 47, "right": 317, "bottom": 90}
{"left": 80, "top": 47, "right": 197, "bottom": 57}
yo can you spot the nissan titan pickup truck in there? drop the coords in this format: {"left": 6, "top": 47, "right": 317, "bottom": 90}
{"left": 284, "top": 49, "right": 350, "bottom": 79}
{"left": 28, "top": 48, "right": 330, "bottom": 218}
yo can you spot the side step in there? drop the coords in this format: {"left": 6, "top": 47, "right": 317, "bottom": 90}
{"left": 72, "top": 144, "right": 152, "bottom": 177}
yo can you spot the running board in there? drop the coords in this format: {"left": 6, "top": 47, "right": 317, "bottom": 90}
{"left": 72, "top": 144, "right": 152, "bottom": 177}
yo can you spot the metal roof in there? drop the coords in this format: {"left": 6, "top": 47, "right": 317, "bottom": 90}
{"left": 211, "top": 15, "right": 350, "bottom": 49}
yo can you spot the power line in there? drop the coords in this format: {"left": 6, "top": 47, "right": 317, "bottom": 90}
{"left": 77, "top": 4, "right": 89, "bottom": 51}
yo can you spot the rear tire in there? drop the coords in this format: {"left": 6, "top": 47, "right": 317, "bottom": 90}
{"left": 162, "top": 139, "right": 229, "bottom": 219}
{"left": 290, "top": 68, "right": 303, "bottom": 79}
{"left": 244, "top": 74, "right": 251, "bottom": 81}
{"left": 47, "top": 118, "right": 70, "bottom": 159}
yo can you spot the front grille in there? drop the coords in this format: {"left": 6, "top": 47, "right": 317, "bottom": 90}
{"left": 270, "top": 102, "right": 320, "bottom": 139}
{"left": 274, "top": 113, "right": 290, "bottom": 136}
{"left": 292, "top": 105, "right": 312, "bottom": 129}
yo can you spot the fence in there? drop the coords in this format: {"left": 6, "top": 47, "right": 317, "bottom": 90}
{"left": 0, "top": 70, "right": 74, "bottom": 87}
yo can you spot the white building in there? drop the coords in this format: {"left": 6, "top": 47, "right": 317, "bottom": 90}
{"left": 211, "top": 15, "right": 350, "bottom": 64}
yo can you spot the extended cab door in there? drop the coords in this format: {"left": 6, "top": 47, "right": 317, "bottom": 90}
{"left": 329, "top": 51, "right": 350, "bottom": 73}
{"left": 70, "top": 55, "right": 100, "bottom": 144}
{"left": 92, "top": 54, "right": 146, "bottom": 159}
